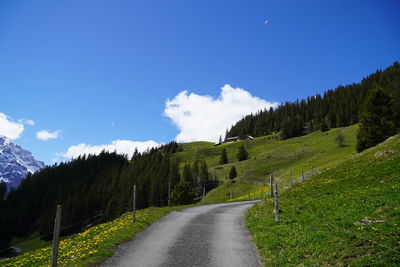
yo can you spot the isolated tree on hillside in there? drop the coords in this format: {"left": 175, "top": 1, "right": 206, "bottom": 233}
{"left": 219, "top": 148, "right": 228, "bottom": 164}
{"left": 356, "top": 87, "right": 400, "bottom": 152}
{"left": 229, "top": 166, "right": 237, "bottom": 180}
{"left": 237, "top": 145, "right": 249, "bottom": 161}
{"left": 335, "top": 132, "right": 346, "bottom": 147}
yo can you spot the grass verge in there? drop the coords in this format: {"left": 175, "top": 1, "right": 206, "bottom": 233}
{"left": 0, "top": 206, "right": 188, "bottom": 266}
{"left": 246, "top": 135, "right": 400, "bottom": 266}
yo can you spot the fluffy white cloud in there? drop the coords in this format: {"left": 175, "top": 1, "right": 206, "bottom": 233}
{"left": 0, "top": 112, "right": 24, "bottom": 140}
{"left": 36, "top": 130, "right": 61, "bottom": 141}
{"left": 57, "top": 140, "right": 160, "bottom": 160}
{"left": 164, "top": 84, "right": 279, "bottom": 142}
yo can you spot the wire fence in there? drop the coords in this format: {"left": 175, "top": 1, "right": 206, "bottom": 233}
{"left": 257, "top": 167, "right": 400, "bottom": 256}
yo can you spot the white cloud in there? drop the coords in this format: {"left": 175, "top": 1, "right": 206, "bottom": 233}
{"left": 57, "top": 140, "right": 160, "bottom": 160}
{"left": 18, "top": 119, "right": 35, "bottom": 126}
{"left": 36, "top": 130, "right": 61, "bottom": 141}
{"left": 0, "top": 112, "right": 24, "bottom": 140}
{"left": 164, "top": 84, "right": 279, "bottom": 142}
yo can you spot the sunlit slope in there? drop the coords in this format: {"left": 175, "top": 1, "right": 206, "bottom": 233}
{"left": 246, "top": 135, "right": 400, "bottom": 266}
{"left": 173, "top": 125, "right": 358, "bottom": 202}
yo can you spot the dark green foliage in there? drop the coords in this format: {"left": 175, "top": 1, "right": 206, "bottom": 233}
{"left": 229, "top": 166, "right": 237, "bottom": 180}
{"left": 227, "top": 62, "right": 400, "bottom": 140}
{"left": 170, "top": 180, "right": 197, "bottom": 205}
{"left": 237, "top": 145, "right": 249, "bottom": 161}
{"left": 182, "top": 163, "right": 193, "bottom": 184}
{"left": 219, "top": 148, "right": 228, "bottom": 164}
{"left": 159, "top": 141, "right": 183, "bottom": 153}
{"left": 320, "top": 120, "right": 329, "bottom": 132}
{"left": 356, "top": 87, "right": 400, "bottom": 152}
{"left": 0, "top": 182, "right": 11, "bottom": 249}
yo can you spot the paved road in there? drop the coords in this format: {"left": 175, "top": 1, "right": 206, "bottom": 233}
{"left": 102, "top": 201, "right": 261, "bottom": 267}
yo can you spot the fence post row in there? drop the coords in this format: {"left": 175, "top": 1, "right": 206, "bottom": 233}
{"left": 273, "top": 184, "right": 280, "bottom": 222}
{"left": 51, "top": 205, "right": 62, "bottom": 267}
{"left": 132, "top": 185, "right": 136, "bottom": 222}
{"left": 269, "top": 173, "right": 274, "bottom": 197}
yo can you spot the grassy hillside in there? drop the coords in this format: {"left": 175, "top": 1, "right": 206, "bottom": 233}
{"left": 246, "top": 134, "right": 400, "bottom": 266}
{"left": 173, "top": 125, "right": 359, "bottom": 203}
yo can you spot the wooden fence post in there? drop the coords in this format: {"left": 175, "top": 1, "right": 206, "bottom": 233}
{"left": 168, "top": 181, "right": 171, "bottom": 207}
{"left": 229, "top": 189, "right": 232, "bottom": 200}
{"left": 289, "top": 170, "right": 293, "bottom": 188}
{"left": 202, "top": 187, "right": 205, "bottom": 201}
{"left": 301, "top": 169, "right": 305, "bottom": 182}
{"left": 51, "top": 205, "right": 62, "bottom": 267}
{"left": 269, "top": 173, "right": 274, "bottom": 197}
{"left": 261, "top": 188, "right": 263, "bottom": 199}
{"left": 273, "top": 184, "right": 280, "bottom": 222}
{"left": 132, "top": 185, "right": 136, "bottom": 222}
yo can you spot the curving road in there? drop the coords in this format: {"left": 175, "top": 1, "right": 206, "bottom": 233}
{"left": 102, "top": 201, "right": 261, "bottom": 267}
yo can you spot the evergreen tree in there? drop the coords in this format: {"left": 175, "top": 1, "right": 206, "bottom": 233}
{"left": 356, "top": 87, "right": 400, "bottom": 152}
{"left": 229, "top": 166, "right": 237, "bottom": 180}
{"left": 0, "top": 182, "right": 11, "bottom": 249}
{"left": 170, "top": 180, "right": 196, "bottom": 205}
{"left": 219, "top": 148, "right": 228, "bottom": 164}
{"left": 182, "top": 163, "right": 193, "bottom": 184}
{"left": 237, "top": 145, "right": 249, "bottom": 161}
{"left": 320, "top": 120, "right": 329, "bottom": 132}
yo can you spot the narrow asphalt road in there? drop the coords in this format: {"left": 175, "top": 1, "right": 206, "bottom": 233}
{"left": 102, "top": 200, "right": 261, "bottom": 267}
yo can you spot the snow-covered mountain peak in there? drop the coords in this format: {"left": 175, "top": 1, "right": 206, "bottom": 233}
{"left": 0, "top": 135, "right": 46, "bottom": 191}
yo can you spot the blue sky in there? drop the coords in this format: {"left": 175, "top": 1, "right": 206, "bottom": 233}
{"left": 0, "top": 0, "right": 399, "bottom": 164}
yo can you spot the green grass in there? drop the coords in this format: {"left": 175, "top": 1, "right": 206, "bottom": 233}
{"left": 174, "top": 125, "right": 359, "bottom": 203}
{"left": 245, "top": 135, "right": 400, "bottom": 266}
{"left": 0, "top": 206, "right": 190, "bottom": 266}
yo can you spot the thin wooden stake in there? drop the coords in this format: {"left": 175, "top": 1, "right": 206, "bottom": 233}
{"left": 269, "top": 173, "right": 274, "bottom": 197}
{"left": 202, "top": 187, "right": 205, "bottom": 201}
{"left": 229, "top": 189, "right": 232, "bottom": 200}
{"left": 273, "top": 184, "right": 280, "bottom": 222}
{"left": 261, "top": 188, "right": 263, "bottom": 199}
{"left": 289, "top": 170, "right": 293, "bottom": 188}
{"left": 132, "top": 185, "right": 136, "bottom": 222}
{"left": 51, "top": 205, "right": 62, "bottom": 267}
{"left": 301, "top": 169, "right": 305, "bottom": 182}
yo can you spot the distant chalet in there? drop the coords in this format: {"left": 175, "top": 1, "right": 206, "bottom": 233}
{"left": 214, "top": 135, "right": 254, "bottom": 146}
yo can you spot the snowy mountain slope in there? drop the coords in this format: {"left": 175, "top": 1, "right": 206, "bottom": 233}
{"left": 0, "top": 136, "right": 45, "bottom": 191}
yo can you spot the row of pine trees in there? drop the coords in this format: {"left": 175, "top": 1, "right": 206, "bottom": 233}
{"left": 226, "top": 62, "right": 400, "bottom": 140}
{"left": 0, "top": 144, "right": 218, "bottom": 249}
